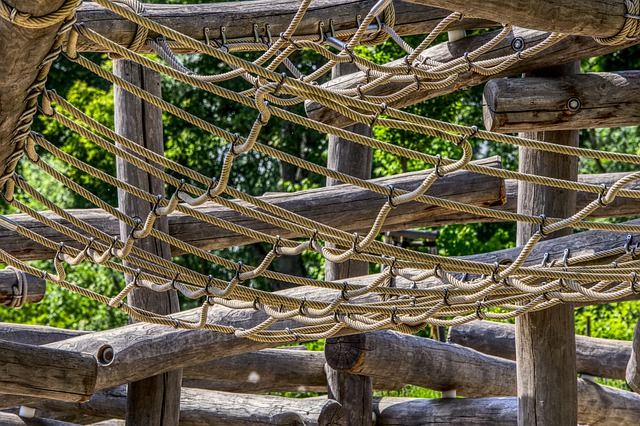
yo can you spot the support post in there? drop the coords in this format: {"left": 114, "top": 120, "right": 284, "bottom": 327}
{"left": 515, "top": 62, "right": 580, "bottom": 425}
{"left": 628, "top": 320, "right": 640, "bottom": 392}
{"left": 113, "top": 60, "right": 181, "bottom": 425}
{"left": 324, "top": 62, "right": 373, "bottom": 426}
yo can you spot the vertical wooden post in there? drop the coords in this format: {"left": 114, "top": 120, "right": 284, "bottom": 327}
{"left": 515, "top": 62, "right": 579, "bottom": 425}
{"left": 324, "top": 62, "right": 373, "bottom": 426}
{"left": 114, "top": 60, "right": 181, "bottom": 425}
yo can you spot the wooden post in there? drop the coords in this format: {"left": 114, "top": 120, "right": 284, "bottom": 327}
{"left": 324, "top": 62, "right": 373, "bottom": 426}
{"left": 515, "top": 62, "right": 580, "bottom": 425}
{"left": 113, "top": 60, "right": 181, "bottom": 425}
{"left": 628, "top": 320, "right": 640, "bottom": 392}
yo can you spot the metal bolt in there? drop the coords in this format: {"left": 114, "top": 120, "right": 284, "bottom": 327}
{"left": 511, "top": 37, "right": 525, "bottom": 52}
{"left": 567, "top": 97, "right": 581, "bottom": 112}
{"left": 96, "top": 344, "right": 115, "bottom": 366}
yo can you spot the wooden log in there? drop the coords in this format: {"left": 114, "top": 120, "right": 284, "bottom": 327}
{"left": 0, "top": 412, "right": 77, "bottom": 426}
{"left": 0, "top": 0, "right": 69, "bottom": 179}
{"left": 325, "top": 330, "right": 640, "bottom": 425}
{"left": 74, "top": 0, "right": 493, "bottom": 53}
{"left": 374, "top": 397, "right": 517, "bottom": 425}
{"left": 0, "top": 339, "right": 97, "bottom": 402}
{"left": 628, "top": 320, "right": 640, "bottom": 393}
{"left": 113, "top": 60, "right": 181, "bottom": 425}
{"left": 404, "top": 0, "right": 628, "bottom": 39}
{"left": 0, "top": 323, "right": 87, "bottom": 346}
{"left": 448, "top": 321, "right": 632, "bottom": 381}
{"left": 324, "top": 62, "right": 373, "bottom": 426}
{"left": 0, "top": 157, "right": 504, "bottom": 261}
{"left": 305, "top": 27, "right": 639, "bottom": 128}
{"left": 0, "top": 268, "right": 45, "bottom": 307}
{"left": 33, "top": 388, "right": 347, "bottom": 426}
{"left": 515, "top": 62, "right": 579, "bottom": 426}
{"left": 484, "top": 71, "right": 640, "bottom": 132}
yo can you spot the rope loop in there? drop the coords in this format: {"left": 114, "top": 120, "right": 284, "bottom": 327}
{"left": 435, "top": 154, "right": 445, "bottom": 177}
{"left": 387, "top": 184, "right": 397, "bottom": 208}
{"left": 272, "top": 235, "right": 282, "bottom": 257}
{"left": 538, "top": 214, "right": 548, "bottom": 237}
{"left": 631, "top": 272, "right": 639, "bottom": 293}
{"left": 131, "top": 268, "right": 142, "bottom": 287}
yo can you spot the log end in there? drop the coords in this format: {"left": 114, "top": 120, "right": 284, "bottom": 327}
{"left": 325, "top": 334, "right": 368, "bottom": 372}
{"left": 318, "top": 399, "right": 349, "bottom": 426}
{"left": 482, "top": 80, "right": 502, "bottom": 133}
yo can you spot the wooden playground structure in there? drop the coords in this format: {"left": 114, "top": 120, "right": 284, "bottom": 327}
{"left": 0, "top": 0, "right": 640, "bottom": 424}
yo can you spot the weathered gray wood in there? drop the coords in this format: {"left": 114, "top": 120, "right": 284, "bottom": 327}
{"left": 305, "top": 27, "right": 639, "bottom": 128}
{"left": 405, "top": 0, "right": 627, "bottom": 38}
{"left": 33, "top": 388, "right": 347, "bottom": 426}
{"left": 0, "top": 412, "right": 77, "bottom": 426}
{"left": 449, "top": 321, "right": 632, "bottom": 381}
{"left": 515, "top": 63, "right": 579, "bottom": 426}
{"left": 0, "top": 339, "right": 97, "bottom": 402}
{"left": 0, "top": 157, "right": 504, "bottom": 261}
{"left": 484, "top": 71, "right": 640, "bottom": 132}
{"left": 75, "top": 0, "right": 492, "bottom": 53}
{"left": 113, "top": 60, "right": 181, "bottom": 425}
{"left": 0, "top": 323, "right": 87, "bottom": 346}
{"left": 628, "top": 320, "right": 640, "bottom": 393}
{"left": 0, "top": 1, "right": 68, "bottom": 179}
{"left": 0, "top": 269, "right": 45, "bottom": 306}
{"left": 374, "top": 397, "right": 517, "bottom": 425}
{"left": 324, "top": 62, "right": 373, "bottom": 426}
{"left": 325, "top": 330, "right": 640, "bottom": 425}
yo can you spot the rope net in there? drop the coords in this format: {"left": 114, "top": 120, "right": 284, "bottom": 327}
{"left": 1, "top": 0, "right": 640, "bottom": 342}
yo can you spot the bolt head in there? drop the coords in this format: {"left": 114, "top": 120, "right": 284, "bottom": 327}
{"left": 511, "top": 37, "right": 525, "bottom": 52}
{"left": 567, "top": 97, "right": 581, "bottom": 112}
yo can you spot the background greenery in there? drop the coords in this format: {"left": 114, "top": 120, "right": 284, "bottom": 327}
{"left": 1, "top": 0, "right": 639, "bottom": 394}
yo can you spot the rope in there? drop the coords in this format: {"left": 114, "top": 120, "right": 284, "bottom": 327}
{"left": 0, "top": 0, "right": 638, "bottom": 342}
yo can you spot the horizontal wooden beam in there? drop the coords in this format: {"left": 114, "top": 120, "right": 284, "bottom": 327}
{"left": 0, "top": 157, "right": 504, "bottom": 261}
{"left": 326, "top": 331, "right": 640, "bottom": 425}
{"left": 0, "top": 339, "right": 97, "bottom": 402}
{"left": 0, "top": 268, "right": 45, "bottom": 307}
{"left": 32, "top": 388, "right": 346, "bottom": 426}
{"left": 484, "top": 71, "right": 640, "bottom": 132}
{"left": 404, "top": 0, "right": 628, "bottom": 39}
{"left": 0, "top": 412, "right": 74, "bottom": 426}
{"left": 305, "top": 27, "right": 639, "bottom": 128}
{"left": 2, "top": 167, "right": 638, "bottom": 261}
{"left": 448, "top": 321, "right": 631, "bottom": 380}
{"left": 75, "top": 0, "right": 492, "bottom": 53}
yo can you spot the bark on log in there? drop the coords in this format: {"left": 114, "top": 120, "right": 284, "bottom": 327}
{"left": 484, "top": 71, "right": 640, "bottom": 132}
{"left": 448, "top": 321, "right": 632, "bottom": 381}
{"left": 113, "top": 60, "right": 181, "bottom": 425}
{"left": 33, "top": 388, "right": 347, "bottom": 426}
{"left": 0, "top": 0, "right": 68, "bottom": 178}
{"left": 75, "top": 0, "right": 492, "bottom": 53}
{"left": 627, "top": 320, "right": 640, "bottom": 393}
{"left": 0, "top": 157, "right": 504, "bottom": 261}
{"left": 405, "top": 0, "right": 628, "bottom": 39}
{"left": 0, "top": 339, "right": 97, "bottom": 402}
{"left": 305, "top": 27, "right": 639, "bottom": 128}
{"left": 325, "top": 330, "right": 640, "bottom": 425}
{"left": 0, "top": 412, "right": 77, "bottom": 426}
{"left": 0, "top": 268, "right": 45, "bottom": 307}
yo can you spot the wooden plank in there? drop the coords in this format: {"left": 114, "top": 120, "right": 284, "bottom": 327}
{"left": 75, "top": 0, "right": 493, "bottom": 53}
{"left": 32, "top": 388, "right": 347, "bottom": 426}
{"left": 515, "top": 62, "right": 579, "bottom": 426}
{"left": 0, "top": 412, "right": 77, "bottom": 426}
{"left": 628, "top": 320, "right": 640, "bottom": 393}
{"left": 305, "top": 27, "right": 639, "bottom": 128}
{"left": 0, "top": 339, "right": 97, "bottom": 402}
{"left": 0, "top": 1, "right": 69, "bottom": 179}
{"left": 448, "top": 321, "right": 632, "bottom": 380}
{"left": 113, "top": 60, "right": 181, "bottom": 425}
{"left": 484, "top": 71, "right": 640, "bottom": 132}
{"left": 0, "top": 268, "right": 45, "bottom": 307}
{"left": 325, "top": 330, "right": 640, "bottom": 425}
{"left": 0, "top": 157, "right": 504, "bottom": 261}
{"left": 324, "top": 62, "right": 373, "bottom": 426}
{"left": 404, "top": 0, "right": 628, "bottom": 38}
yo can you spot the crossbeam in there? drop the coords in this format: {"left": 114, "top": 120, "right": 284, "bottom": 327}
{"left": 74, "top": 0, "right": 492, "bottom": 53}
{"left": 305, "top": 27, "right": 639, "bottom": 128}
{"left": 484, "top": 71, "right": 640, "bottom": 132}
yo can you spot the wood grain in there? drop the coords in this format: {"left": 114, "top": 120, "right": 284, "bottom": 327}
{"left": 484, "top": 71, "right": 640, "bottom": 131}
{"left": 305, "top": 27, "right": 639, "bottom": 128}
{"left": 449, "top": 321, "right": 632, "bottom": 380}
{"left": 0, "top": 268, "right": 45, "bottom": 306}
{"left": 113, "top": 60, "right": 181, "bottom": 425}
{"left": 627, "top": 320, "right": 640, "bottom": 393}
